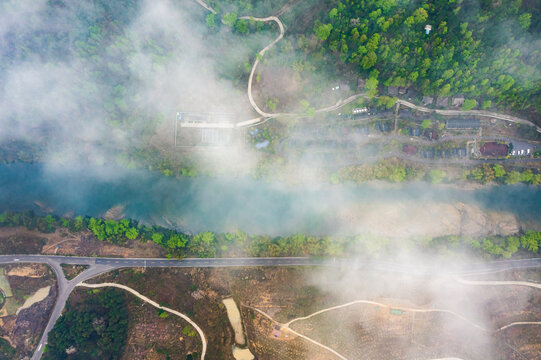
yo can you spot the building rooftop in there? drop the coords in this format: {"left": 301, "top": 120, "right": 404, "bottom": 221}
{"left": 402, "top": 145, "right": 418, "bottom": 155}
{"left": 422, "top": 96, "right": 434, "bottom": 105}
{"left": 436, "top": 97, "right": 449, "bottom": 107}
{"left": 451, "top": 96, "right": 465, "bottom": 107}
{"left": 446, "top": 118, "right": 480, "bottom": 130}
{"left": 388, "top": 86, "right": 399, "bottom": 96}
{"left": 480, "top": 142, "right": 509, "bottom": 157}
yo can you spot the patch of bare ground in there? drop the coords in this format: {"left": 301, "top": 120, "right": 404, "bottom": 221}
{"left": 0, "top": 227, "right": 166, "bottom": 258}
{"left": 252, "top": 65, "right": 302, "bottom": 112}
{"left": 121, "top": 294, "right": 200, "bottom": 360}
{"left": 0, "top": 264, "right": 56, "bottom": 358}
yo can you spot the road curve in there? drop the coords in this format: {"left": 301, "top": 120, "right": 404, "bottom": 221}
{"left": 77, "top": 282, "right": 207, "bottom": 360}
{"left": 242, "top": 15, "right": 285, "bottom": 118}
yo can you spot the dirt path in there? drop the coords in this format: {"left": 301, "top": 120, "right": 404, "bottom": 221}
{"left": 397, "top": 99, "right": 541, "bottom": 132}
{"left": 241, "top": 15, "right": 285, "bottom": 118}
{"left": 498, "top": 321, "right": 541, "bottom": 331}
{"left": 77, "top": 282, "right": 207, "bottom": 360}
{"left": 284, "top": 299, "right": 487, "bottom": 332}
{"left": 195, "top": 0, "right": 216, "bottom": 14}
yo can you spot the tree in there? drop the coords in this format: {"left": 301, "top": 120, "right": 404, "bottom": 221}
{"left": 493, "top": 164, "right": 506, "bottom": 178}
{"left": 471, "top": 167, "right": 484, "bottom": 181}
{"left": 520, "top": 231, "right": 540, "bottom": 253}
{"left": 167, "top": 233, "right": 186, "bottom": 250}
{"left": 462, "top": 99, "right": 477, "bottom": 110}
{"left": 413, "top": 8, "right": 428, "bottom": 24}
{"left": 521, "top": 169, "right": 534, "bottom": 183}
{"left": 189, "top": 232, "right": 216, "bottom": 257}
{"left": 206, "top": 13, "right": 215, "bottom": 30}
{"left": 125, "top": 227, "right": 139, "bottom": 240}
{"left": 421, "top": 119, "right": 431, "bottom": 129}
{"left": 427, "top": 169, "right": 446, "bottom": 184}
{"left": 151, "top": 232, "right": 163, "bottom": 244}
{"left": 388, "top": 165, "right": 406, "bottom": 182}
{"left": 361, "top": 51, "right": 377, "bottom": 69}
{"left": 365, "top": 77, "right": 379, "bottom": 98}
{"left": 518, "top": 13, "right": 531, "bottom": 30}
{"left": 235, "top": 19, "right": 248, "bottom": 34}
{"left": 223, "top": 13, "right": 237, "bottom": 27}
{"left": 481, "top": 164, "right": 495, "bottom": 183}
{"left": 315, "top": 24, "right": 333, "bottom": 41}
{"left": 505, "top": 170, "right": 522, "bottom": 184}
{"left": 439, "top": 84, "right": 451, "bottom": 97}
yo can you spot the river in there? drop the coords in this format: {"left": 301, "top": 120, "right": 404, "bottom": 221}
{"left": 0, "top": 163, "right": 540, "bottom": 236}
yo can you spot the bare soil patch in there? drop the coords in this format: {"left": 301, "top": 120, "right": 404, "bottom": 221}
{"left": 0, "top": 264, "right": 56, "bottom": 358}
{"left": 0, "top": 227, "right": 166, "bottom": 258}
{"left": 253, "top": 64, "right": 302, "bottom": 112}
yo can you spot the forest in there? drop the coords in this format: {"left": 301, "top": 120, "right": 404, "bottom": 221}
{"left": 43, "top": 288, "right": 128, "bottom": 360}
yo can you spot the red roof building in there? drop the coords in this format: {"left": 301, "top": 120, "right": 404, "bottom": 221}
{"left": 402, "top": 145, "right": 418, "bottom": 155}
{"left": 480, "top": 142, "right": 509, "bottom": 157}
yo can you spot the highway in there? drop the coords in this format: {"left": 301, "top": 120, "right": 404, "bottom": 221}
{"left": 0, "top": 254, "right": 538, "bottom": 359}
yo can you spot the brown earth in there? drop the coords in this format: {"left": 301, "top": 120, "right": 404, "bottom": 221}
{"left": 0, "top": 227, "right": 166, "bottom": 258}
{"left": 0, "top": 264, "right": 56, "bottom": 359}
{"left": 252, "top": 64, "right": 302, "bottom": 112}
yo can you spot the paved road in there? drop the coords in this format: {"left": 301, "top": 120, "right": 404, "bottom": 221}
{"left": 1, "top": 254, "right": 537, "bottom": 359}
{"left": 3, "top": 255, "right": 541, "bottom": 274}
